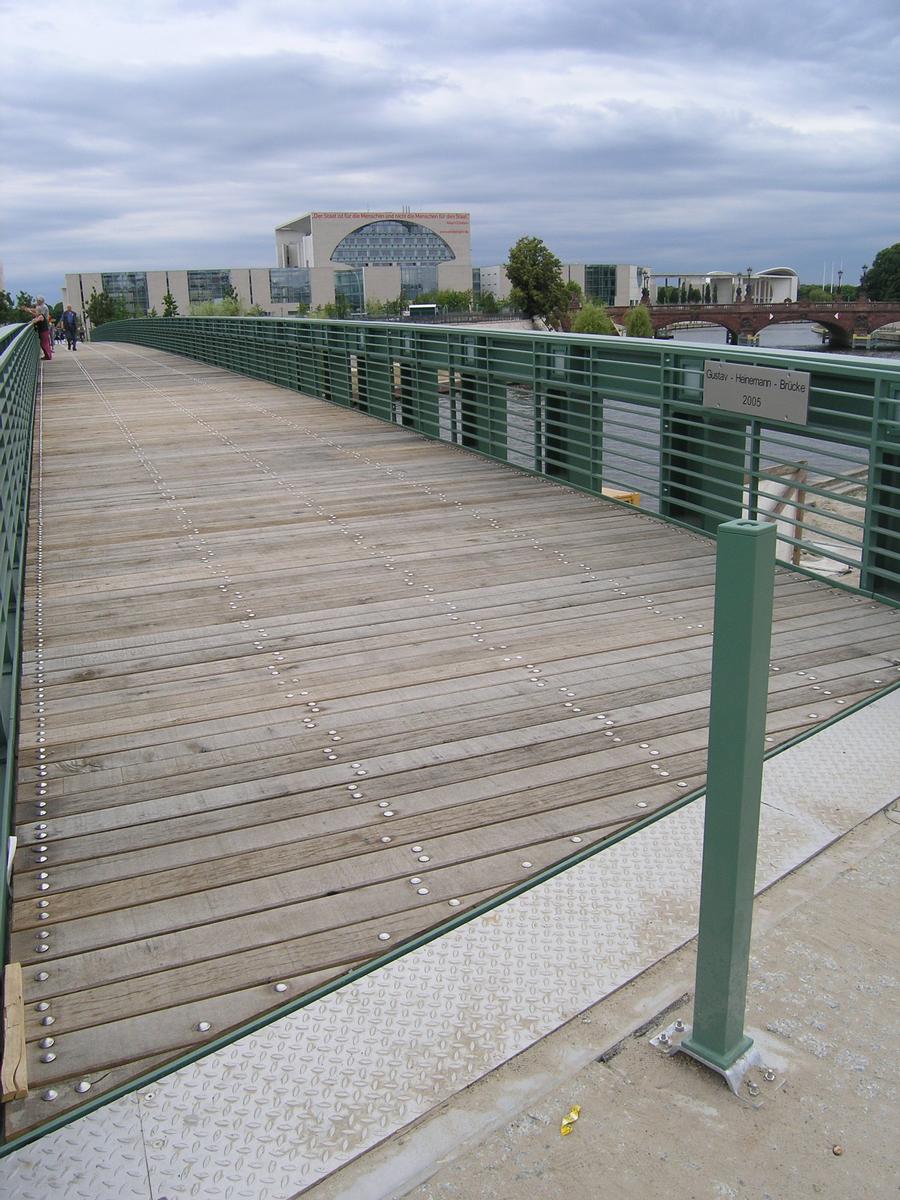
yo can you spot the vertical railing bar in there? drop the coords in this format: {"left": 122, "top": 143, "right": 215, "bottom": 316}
{"left": 679, "top": 518, "right": 776, "bottom": 1076}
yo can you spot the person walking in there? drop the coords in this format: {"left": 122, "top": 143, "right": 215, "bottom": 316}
{"left": 62, "top": 304, "right": 79, "bottom": 350}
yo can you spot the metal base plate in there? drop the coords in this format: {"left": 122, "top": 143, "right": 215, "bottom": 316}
{"left": 650, "top": 1020, "right": 786, "bottom": 1105}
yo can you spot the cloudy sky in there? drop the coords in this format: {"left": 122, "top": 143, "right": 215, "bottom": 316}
{"left": 2, "top": 0, "right": 898, "bottom": 302}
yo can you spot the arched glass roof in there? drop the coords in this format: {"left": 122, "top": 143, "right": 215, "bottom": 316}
{"left": 331, "top": 220, "right": 456, "bottom": 267}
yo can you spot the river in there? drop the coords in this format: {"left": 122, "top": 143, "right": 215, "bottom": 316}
{"left": 666, "top": 320, "right": 900, "bottom": 359}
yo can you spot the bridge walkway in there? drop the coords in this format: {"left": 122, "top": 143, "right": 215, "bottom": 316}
{"left": 8, "top": 343, "right": 899, "bottom": 1135}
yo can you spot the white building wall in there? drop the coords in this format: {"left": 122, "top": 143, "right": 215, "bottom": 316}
{"left": 308, "top": 267, "right": 336, "bottom": 310}
{"left": 249, "top": 269, "right": 272, "bottom": 309}
{"left": 228, "top": 268, "right": 252, "bottom": 306}
{"left": 166, "top": 272, "right": 192, "bottom": 315}
{"left": 561, "top": 263, "right": 586, "bottom": 291}
{"left": 437, "top": 263, "right": 476, "bottom": 294}
{"left": 478, "top": 266, "right": 512, "bottom": 300}
{"left": 361, "top": 266, "right": 400, "bottom": 305}
{"left": 66, "top": 272, "right": 102, "bottom": 320}
{"left": 616, "top": 265, "right": 646, "bottom": 307}
{"left": 145, "top": 271, "right": 170, "bottom": 314}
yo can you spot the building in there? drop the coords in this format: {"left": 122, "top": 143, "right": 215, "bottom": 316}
{"left": 64, "top": 211, "right": 797, "bottom": 323}
{"left": 475, "top": 262, "right": 648, "bottom": 308}
{"left": 274, "top": 210, "right": 473, "bottom": 309}
{"left": 648, "top": 268, "right": 799, "bottom": 305}
{"left": 62, "top": 267, "right": 305, "bottom": 321}
{"left": 62, "top": 211, "right": 475, "bottom": 322}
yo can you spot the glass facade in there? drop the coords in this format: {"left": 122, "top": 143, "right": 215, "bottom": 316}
{"left": 400, "top": 266, "right": 438, "bottom": 301}
{"left": 334, "top": 269, "right": 364, "bottom": 311}
{"left": 331, "top": 220, "right": 455, "bottom": 267}
{"left": 472, "top": 267, "right": 482, "bottom": 299}
{"left": 269, "top": 267, "right": 311, "bottom": 305}
{"left": 584, "top": 264, "right": 616, "bottom": 306}
{"left": 101, "top": 272, "right": 149, "bottom": 315}
{"left": 188, "top": 270, "right": 232, "bottom": 304}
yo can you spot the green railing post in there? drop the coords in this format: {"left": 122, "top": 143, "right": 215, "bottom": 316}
{"left": 680, "top": 518, "right": 776, "bottom": 1072}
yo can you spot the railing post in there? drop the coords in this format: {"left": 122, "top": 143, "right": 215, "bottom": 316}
{"left": 679, "top": 518, "right": 776, "bottom": 1074}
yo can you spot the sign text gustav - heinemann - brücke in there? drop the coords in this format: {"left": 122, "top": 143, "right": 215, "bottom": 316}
{"left": 702, "top": 361, "right": 810, "bottom": 425}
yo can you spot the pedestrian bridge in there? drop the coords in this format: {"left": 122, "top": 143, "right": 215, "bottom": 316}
{"left": 0, "top": 320, "right": 898, "bottom": 1156}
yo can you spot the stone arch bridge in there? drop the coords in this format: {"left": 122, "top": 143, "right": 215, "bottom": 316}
{"left": 606, "top": 300, "right": 900, "bottom": 347}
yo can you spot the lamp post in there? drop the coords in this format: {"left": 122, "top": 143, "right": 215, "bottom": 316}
{"left": 746, "top": 267, "right": 753, "bottom": 303}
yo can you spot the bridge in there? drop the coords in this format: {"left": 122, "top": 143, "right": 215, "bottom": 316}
{"left": 0, "top": 319, "right": 898, "bottom": 1193}
{"left": 606, "top": 299, "right": 900, "bottom": 346}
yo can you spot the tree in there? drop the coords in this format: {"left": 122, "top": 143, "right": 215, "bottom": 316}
{"left": 476, "top": 291, "right": 501, "bottom": 314}
{"left": 1, "top": 290, "right": 50, "bottom": 323}
{"left": 415, "top": 288, "right": 473, "bottom": 312}
{"left": 189, "top": 296, "right": 246, "bottom": 316}
{"left": 571, "top": 302, "right": 617, "bottom": 335}
{"left": 798, "top": 284, "right": 828, "bottom": 302}
{"left": 861, "top": 243, "right": 900, "bottom": 300}
{"left": 505, "top": 236, "right": 566, "bottom": 318}
{"left": 162, "top": 291, "right": 179, "bottom": 317}
{"left": 86, "top": 289, "right": 129, "bottom": 326}
{"left": 624, "top": 305, "right": 654, "bottom": 338}
{"left": 1, "top": 290, "right": 40, "bottom": 323}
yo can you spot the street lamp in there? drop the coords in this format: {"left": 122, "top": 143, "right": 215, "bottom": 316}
{"left": 746, "top": 267, "right": 753, "bottom": 303}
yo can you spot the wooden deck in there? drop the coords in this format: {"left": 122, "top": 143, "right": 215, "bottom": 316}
{"left": 8, "top": 343, "right": 899, "bottom": 1133}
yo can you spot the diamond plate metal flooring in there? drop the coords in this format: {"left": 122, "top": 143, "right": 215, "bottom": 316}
{"left": 3, "top": 688, "right": 898, "bottom": 1200}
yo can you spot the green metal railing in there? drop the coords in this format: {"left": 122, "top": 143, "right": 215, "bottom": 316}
{"left": 0, "top": 323, "right": 39, "bottom": 968}
{"left": 96, "top": 317, "right": 900, "bottom": 602}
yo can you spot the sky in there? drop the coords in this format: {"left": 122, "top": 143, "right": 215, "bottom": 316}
{"left": 2, "top": 0, "right": 898, "bottom": 303}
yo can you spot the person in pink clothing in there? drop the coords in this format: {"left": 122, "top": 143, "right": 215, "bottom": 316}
{"left": 28, "top": 297, "right": 53, "bottom": 359}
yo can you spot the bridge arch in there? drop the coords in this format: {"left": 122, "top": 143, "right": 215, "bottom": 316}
{"left": 654, "top": 317, "right": 734, "bottom": 339}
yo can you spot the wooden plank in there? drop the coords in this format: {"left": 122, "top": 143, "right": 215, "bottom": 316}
{"left": 1, "top": 963, "right": 28, "bottom": 1102}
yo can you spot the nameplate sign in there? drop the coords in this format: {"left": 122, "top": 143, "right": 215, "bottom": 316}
{"left": 702, "top": 361, "right": 810, "bottom": 425}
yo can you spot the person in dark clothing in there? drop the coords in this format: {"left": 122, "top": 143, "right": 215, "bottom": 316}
{"left": 62, "top": 304, "right": 79, "bottom": 350}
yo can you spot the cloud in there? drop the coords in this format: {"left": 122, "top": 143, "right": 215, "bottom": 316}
{"left": 1, "top": 0, "right": 898, "bottom": 300}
